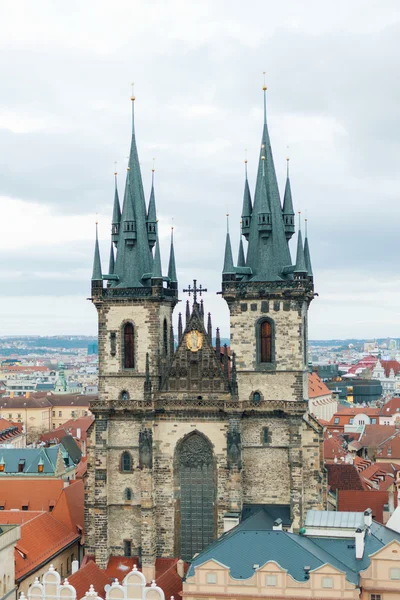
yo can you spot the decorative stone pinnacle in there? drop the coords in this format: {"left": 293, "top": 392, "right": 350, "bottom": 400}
{"left": 49, "top": 564, "right": 55, "bottom": 571}
{"left": 133, "top": 564, "right": 138, "bottom": 570}
{"left": 151, "top": 580, "right": 156, "bottom": 587}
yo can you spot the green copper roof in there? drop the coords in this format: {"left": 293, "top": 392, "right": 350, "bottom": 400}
{"left": 167, "top": 228, "right": 177, "bottom": 283}
{"left": 244, "top": 90, "right": 293, "bottom": 282}
{"left": 304, "top": 226, "right": 313, "bottom": 277}
{"left": 282, "top": 165, "right": 294, "bottom": 217}
{"left": 223, "top": 232, "right": 235, "bottom": 274}
{"left": 237, "top": 237, "right": 246, "bottom": 268}
{"left": 294, "top": 227, "right": 307, "bottom": 273}
{"left": 91, "top": 223, "right": 102, "bottom": 281}
{"left": 108, "top": 241, "right": 115, "bottom": 275}
{"left": 241, "top": 166, "right": 252, "bottom": 218}
{"left": 147, "top": 171, "right": 157, "bottom": 222}
{"left": 152, "top": 228, "right": 163, "bottom": 279}
{"left": 113, "top": 100, "right": 153, "bottom": 287}
{"left": 112, "top": 174, "right": 121, "bottom": 226}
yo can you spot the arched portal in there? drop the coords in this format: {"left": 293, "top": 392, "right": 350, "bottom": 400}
{"left": 175, "top": 432, "right": 215, "bottom": 561}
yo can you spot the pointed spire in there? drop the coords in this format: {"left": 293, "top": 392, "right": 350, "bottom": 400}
{"left": 147, "top": 166, "right": 157, "bottom": 250}
{"left": 304, "top": 219, "right": 313, "bottom": 278}
{"left": 207, "top": 312, "right": 212, "bottom": 343}
{"left": 237, "top": 225, "right": 246, "bottom": 268}
{"left": 178, "top": 313, "right": 183, "bottom": 343}
{"left": 92, "top": 223, "right": 102, "bottom": 281}
{"left": 294, "top": 213, "right": 307, "bottom": 276}
{"left": 111, "top": 169, "right": 121, "bottom": 245}
{"left": 186, "top": 300, "right": 190, "bottom": 324}
{"left": 282, "top": 157, "right": 295, "bottom": 241}
{"left": 215, "top": 327, "right": 221, "bottom": 358}
{"left": 152, "top": 224, "right": 162, "bottom": 279}
{"left": 222, "top": 214, "right": 235, "bottom": 276}
{"left": 167, "top": 227, "right": 177, "bottom": 284}
{"left": 244, "top": 81, "right": 292, "bottom": 281}
{"left": 241, "top": 157, "right": 252, "bottom": 239}
{"left": 108, "top": 241, "right": 115, "bottom": 275}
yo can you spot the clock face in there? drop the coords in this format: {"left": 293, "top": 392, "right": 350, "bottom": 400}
{"left": 186, "top": 330, "right": 203, "bottom": 353}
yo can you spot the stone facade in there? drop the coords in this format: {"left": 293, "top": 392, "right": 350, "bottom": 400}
{"left": 85, "top": 277, "right": 325, "bottom": 573}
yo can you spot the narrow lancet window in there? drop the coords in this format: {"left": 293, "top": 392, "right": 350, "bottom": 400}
{"left": 260, "top": 321, "right": 272, "bottom": 363}
{"left": 124, "top": 323, "right": 135, "bottom": 368}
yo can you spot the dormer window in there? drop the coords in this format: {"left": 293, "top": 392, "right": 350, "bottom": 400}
{"left": 18, "top": 459, "right": 25, "bottom": 473}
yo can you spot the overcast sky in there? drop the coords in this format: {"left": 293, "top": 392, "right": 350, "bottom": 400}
{"left": 1, "top": 0, "right": 400, "bottom": 339}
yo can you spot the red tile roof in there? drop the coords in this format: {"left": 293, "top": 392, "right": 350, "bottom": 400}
{"left": 381, "top": 360, "right": 400, "bottom": 378}
{"left": 359, "top": 425, "right": 398, "bottom": 447}
{"left": 68, "top": 560, "right": 112, "bottom": 599}
{"left": 40, "top": 416, "right": 94, "bottom": 445}
{"left": 326, "top": 463, "right": 366, "bottom": 492}
{"left": 338, "top": 489, "right": 397, "bottom": 523}
{"left": 105, "top": 557, "right": 140, "bottom": 582}
{"left": 155, "top": 558, "right": 187, "bottom": 600}
{"left": 308, "top": 373, "right": 332, "bottom": 399}
{"left": 380, "top": 397, "right": 400, "bottom": 417}
{"left": 13, "top": 512, "right": 80, "bottom": 580}
{"left": 324, "top": 435, "right": 346, "bottom": 462}
{"left": 52, "top": 480, "right": 84, "bottom": 536}
{"left": 0, "top": 510, "right": 43, "bottom": 525}
{"left": 0, "top": 480, "right": 64, "bottom": 511}
{"left": 76, "top": 456, "right": 87, "bottom": 479}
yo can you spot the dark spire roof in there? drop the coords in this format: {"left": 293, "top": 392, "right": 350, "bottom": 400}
{"left": 241, "top": 161, "right": 252, "bottom": 218}
{"left": 222, "top": 215, "right": 235, "bottom": 275}
{"left": 112, "top": 172, "right": 121, "bottom": 232}
{"left": 304, "top": 219, "right": 313, "bottom": 278}
{"left": 167, "top": 228, "right": 177, "bottom": 283}
{"left": 152, "top": 226, "right": 163, "bottom": 279}
{"left": 282, "top": 158, "right": 295, "bottom": 241}
{"left": 294, "top": 216, "right": 307, "bottom": 275}
{"left": 147, "top": 169, "right": 157, "bottom": 223}
{"left": 245, "top": 88, "right": 292, "bottom": 281}
{"left": 237, "top": 236, "right": 246, "bottom": 268}
{"left": 108, "top": 241, "right": 115, "bottom": 275}
{"left": 113, "top": 97, "right": 153, "bottom": 287}
{"left": 91, "top": 223, "right": 102, "bottom": 281}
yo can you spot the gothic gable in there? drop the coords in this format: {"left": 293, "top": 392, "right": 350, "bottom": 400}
{"left": 161, "top": 303, "right": 228, "bottom": 394}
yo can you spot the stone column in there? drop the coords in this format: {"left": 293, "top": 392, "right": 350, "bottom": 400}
{"left": 140, "top": 468, "right": 156, "bottom": 582}
{"left": 288, "top": 421, "right": 303, "bottom": 530}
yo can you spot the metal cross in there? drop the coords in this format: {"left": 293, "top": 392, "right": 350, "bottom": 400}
{"left": 183, "top": 279, "right": 207, "bottom": 305}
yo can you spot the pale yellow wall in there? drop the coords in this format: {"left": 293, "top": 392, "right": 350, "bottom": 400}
{"left": 360, "top": 540, "right": 400, "bottom": 599}
{"left": 51, "top": 407, "right": 91, "bottom": 429}
{"left": 184, "top": 559, "right": 359, "bottom": 599}
{"left": 0, "top": 407, "right": 51, "bottom": 434}
{"left": 18, "top": 542, "right": 79, "bottom": 595}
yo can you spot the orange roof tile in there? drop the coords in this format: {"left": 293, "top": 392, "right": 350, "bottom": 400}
{"left": 0, "top": 480, "right": 64, "bottom": 511}
{"left": 105, "top": 557, "right": 140, "bottom": 581}
{"left": 14, "top": 512, "right": 79, "bottom": 580}
{"left": 0, "top": 510, "right": 43, "bottom": 525}
{"left": 155, "top": 558, "right": 187, "bottom": 600}
{"left": 338, "top": 489, "right": 397, "bottom": 523}
{"left": 308, "top": 373, "right": 332, "bottom": 399}
{"left": 52, "top": 479, "right": 84, "bottom": 535}
{"left": 360, "top": 425, "right": 398, "bottom": 447}
{"left": 76, "top": 456, "right": 87, "bottom": 479}
{"left": 68, "top": 560, "right": 112, "bottom": 599}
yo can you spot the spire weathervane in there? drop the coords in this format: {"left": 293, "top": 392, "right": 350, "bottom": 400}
{"left": 183, "top": 279, "right": 207, "bottom": 305}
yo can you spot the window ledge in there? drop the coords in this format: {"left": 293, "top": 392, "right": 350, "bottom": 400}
{"left": 256, "top": 363, "right": 277, "bottom": 372}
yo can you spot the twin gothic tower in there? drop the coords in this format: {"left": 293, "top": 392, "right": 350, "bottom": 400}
{"left": 85, "top": 88, "right": 325, "bottom": 577}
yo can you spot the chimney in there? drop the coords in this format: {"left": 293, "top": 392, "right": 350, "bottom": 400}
{"left": 273, "top": 518, "right": 283, "bottom": 531}
{"left": 71, "top": 560, "right": 79, "bottom": 574}
{"left": 63, "top": 479, "right": 70, "bottom": 488}
{"left": 364, "top": 508, "right": 373, "bottom": 528}
{"left": 355, "top": 528, "right": 365, "bottom": 560}
{"left": 76, "top": 428, "right": 81, "bottom": 440}
{"left": 223, "top": 512, "right": 240, "bottom": 533}
{"left": 176, "top": 559, "right": 185, "bottom": 578}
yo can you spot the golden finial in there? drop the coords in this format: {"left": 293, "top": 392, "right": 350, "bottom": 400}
{"left": 244, "top": 148, "right": 248, "bottom": 164}
{"left": 262, "top": 71, "right": 267, "bottom": 91}
{"left": 126, "top": 156, "right": 130, "bottom": 171}
{"left": 152, "top": 157, "right": 155, "bottom": 173}
{"left": 131, "top": 82, "right": 135, "bottom": 102}
{"left": 114, "top": 161, "right": 118, "bottom": 176}
{"left": 261, "top": 155, "right": 265, "bottom": 160}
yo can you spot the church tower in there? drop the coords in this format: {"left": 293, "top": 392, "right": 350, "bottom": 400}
{"left": 85, "top": 87, "right": 325, "bottom": 578}
{"left": 221, "top": 84, "right": 324, "bottom": 525}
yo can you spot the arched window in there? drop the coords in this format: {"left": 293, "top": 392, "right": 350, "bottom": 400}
{"left": 124, "top": 488, "right": 133, "bottom": 501}
{"left": 252, "top": 391, "right": 261, "bottom": 405}
{"left": 120, "top": 390, "right": 129, "bottom": 401}
{"left": 260, "top": 321, "right": 272, "bottom": 363}
{"left": 163, "top": 319, "right": 168, "bottom": 356}
{"left": 121, "top": 451, "right": 132, "bottom": 472}
{"left": 124, "top": 323, "right": 135, "bottom": 369}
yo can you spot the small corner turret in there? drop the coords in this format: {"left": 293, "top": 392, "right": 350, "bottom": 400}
{"left": 282, "top": 158, "right": 295, "bottom": 241}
